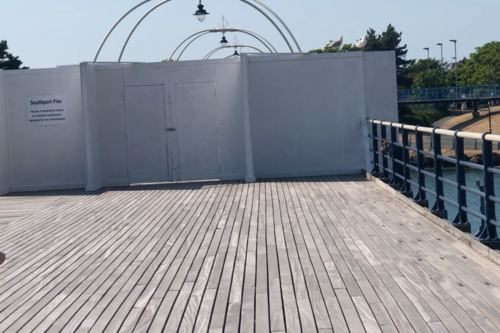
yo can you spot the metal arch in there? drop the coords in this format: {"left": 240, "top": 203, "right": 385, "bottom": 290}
{"left": 118, "top": 0, "right": 294, "bottom": 61}
{"left": 239, "top": 0, "right": 293, "bottom": 52}
{"left": 168, "top": 28, "right": 274, "bottom": 61}
{"left": 168, "top": 30, "right": 214, "bottom": 62}
{"left": 204, "top": 45, "right": 261, "bottom": 60}
{"left": 252, "top": 0, "right": 302, "bottom": 52}
{"left": 119, "top": 0, "right": 172, "bottom": 62}
{"left": 176, "top": 28, "right": 276, "bottom": 61}
{"left": 204, "top": 45, "right": 264, "bottom": 60}
{"left": 100, "top": 0, "right": 301, "bottom": 61}
{"left": 93, "top": 0, "right": 152, "bottom": 62}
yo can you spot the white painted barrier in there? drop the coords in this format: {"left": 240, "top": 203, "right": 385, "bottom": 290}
{"left": 0, "top": 51, "right": 398, "bottom": 193}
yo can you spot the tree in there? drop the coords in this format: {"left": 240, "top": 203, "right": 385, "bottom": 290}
{"left": 407, "top": 58, "right": 448, "bottom": 88}
{"left": 456, "top": 41, "right": 500, "bottom": 86}
{"left": 0, "top": 41, "right": 28, "bottom": 70}
{"left": 412, "top": 69, "right": 447, "bottom": 88}
{"left": 364, "top": 25, "right": 414, "bottom": 88}
{"left": 309, "top": 25, "right": 413, "bottom": 87}
{"left": 309, "top": 43, "right": 357, "bottom": 54}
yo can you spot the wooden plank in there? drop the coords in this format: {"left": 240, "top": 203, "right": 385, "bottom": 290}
{"left": 60, "top": 188, "right": 195, "bottom": 332}
{"left": 41, "top": 188, "right": 191, "bottom": 332}
{"left": 209, "top": 182, "right": 247, "bottom": 332}
{"left": 332, "top": 175, "right": 488, "bottom": 332}
{"left": 240, "top": 182, "right": 259, "bottom": 333}
{"left": 3, "top": 177, "right": 500, "bottom": 332}
{"left": 0, "top": 190, "right": 157, "bottom": 332}
{"left": 346, "top": 176, "right": 500, "bottom": 332}
{"left": 253, "top": 182, "right": 270, "bottom": 332}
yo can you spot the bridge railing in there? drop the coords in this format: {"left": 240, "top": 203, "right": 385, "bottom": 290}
{"left": 367, "top": 119, "right": 500, "bottom": 249}
{"left": 398, "top": 84, "right": 498, "bottom": 102}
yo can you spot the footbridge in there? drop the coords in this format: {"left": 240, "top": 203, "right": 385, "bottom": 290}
{"left": 398, "top": 84, "right": 498, "bottom": 104}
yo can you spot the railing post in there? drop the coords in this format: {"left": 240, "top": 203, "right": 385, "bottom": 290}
{"left": 452, "top": 131, "right": 471, "bottom": 232}
{"left": 400, "top": 126, "right": 413, "bottom": 197}
{"left": 380, "top": 124, "right": 389, "bottom": 181}
{"left": 431, "top": 129, "right": 447, "bottom": 219}
{"left": 388, "top": 124, "right": 402, "bottom": 190}
{"left": 371, "top": 122, "right": 380, "bottom": 176}
{"left": 475, "top": 133, "right": 499, "bottom": 248}
{"left": 414, "top": 127, "right": 428, "bottom": 207}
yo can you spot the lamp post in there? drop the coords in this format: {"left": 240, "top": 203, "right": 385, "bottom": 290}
{"left": 423, "top": 47, "right": 430, "bottom": 70}
{"left": 436, "top": 43, "right": 443, "bottom": 72}
{"left": 219, "top": 16, "right": 229, "bottom": 47}
{"left": 450, "top": 39, "right": 458, "bottom": 97}
{"left": 193, "top": 0, "right": 209, "bottom": 22}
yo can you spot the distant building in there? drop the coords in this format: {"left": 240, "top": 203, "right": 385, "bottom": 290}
{"left": 450, "top": 57, "right": 467, "bottom": 70}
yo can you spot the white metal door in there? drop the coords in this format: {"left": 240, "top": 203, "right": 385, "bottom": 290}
{"left": 125, "top": 85, "right": 171, "bottom": 184}
{"left": 171, "top": 82, "right": 220, "bottom": 181}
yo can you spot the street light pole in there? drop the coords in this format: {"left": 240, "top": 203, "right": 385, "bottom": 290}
{"left": 423, "top": 47, "right": 430, "bottom": 70}
{"left": 450, "top": 39, "right": 458, "bottom": 97}
{"left": 436, "top": 43, "right": 443, "bottom": 72}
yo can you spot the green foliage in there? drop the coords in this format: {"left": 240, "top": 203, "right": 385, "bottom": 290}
{"left": 0, "top": 40, "right": 28, "bottom": 70}
{"left": 412, "top": 69, "right": 447, "bottom": 88}
{"left": 309, "top": 43, "right": 357, "bottom": 54}
{"left": 407, "top": 58, "right": 448, "bottom": 86}
{"left": 399, "top": 104, "right": 449, "bottom": 126}
{"left": 309, "top": 24, "right": 413, "bottom": 87}
{"left": 457, "top": 41, "right": 500, "bottom": 86}
{"left": 364, "top": 25, "right": 414, "bottom": 88}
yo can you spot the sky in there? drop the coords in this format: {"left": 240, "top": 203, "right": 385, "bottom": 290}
{"left": 2, "top": 0, "right": 499, "bottom": 69}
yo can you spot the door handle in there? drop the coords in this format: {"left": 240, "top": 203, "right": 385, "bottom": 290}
{"left": 167, "top": 128, "right": 176, "bottom": 132}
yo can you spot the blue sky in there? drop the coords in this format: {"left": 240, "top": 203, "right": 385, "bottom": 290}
{"left": 2, "top": 0, "right": 499, "bottom": 68}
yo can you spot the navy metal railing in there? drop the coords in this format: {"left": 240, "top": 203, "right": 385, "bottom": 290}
{"left": 368, "top": 119, "right": 500, "bottom": 249}
{"left": 398, "top": 84, "right": 498, "bottom": 102}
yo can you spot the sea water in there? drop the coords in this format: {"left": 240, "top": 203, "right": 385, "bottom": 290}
{"left": 409, "top": 169, "right": 500, "bottom": 235}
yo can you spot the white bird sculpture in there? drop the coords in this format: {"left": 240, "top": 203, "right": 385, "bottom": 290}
{"left": 326, "top": 35, "right": 343, "bottom": 50}
{"left": 354, "top": 35, "right": 367, "bottom": 49}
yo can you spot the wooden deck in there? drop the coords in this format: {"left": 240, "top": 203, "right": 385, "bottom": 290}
{"left": 0, "top": 191, "right": 71, "bottom": 226}
{"left": 1, "top": 175, "right": 500, "bottom": 332}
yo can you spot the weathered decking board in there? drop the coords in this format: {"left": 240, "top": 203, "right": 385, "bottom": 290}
{"left": 1, "top": 177, "right": 500, "bottom": 332}
{"left": 0, "top": 191, "right": 74, "bottom": 226}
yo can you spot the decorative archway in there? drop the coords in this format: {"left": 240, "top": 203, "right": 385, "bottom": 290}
{"left": 93, "top": 0, "right": 301, "bottom": 62}
{"left": 169, "top": 28, "right": 277, "bottom": 61}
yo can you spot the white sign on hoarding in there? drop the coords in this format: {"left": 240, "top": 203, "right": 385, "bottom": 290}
{"left": 26, "top": 95, "right": 67, "bottom": 126}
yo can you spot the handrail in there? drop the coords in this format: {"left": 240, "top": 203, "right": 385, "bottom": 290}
{"left": 398, "top": 84, "right": 499, "bottom": 102}
{"left": 367, "top": 118, "right": 500, "bottom": 249}
{"left": 369, "top": 119, "right": 500, "bottom": 142}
